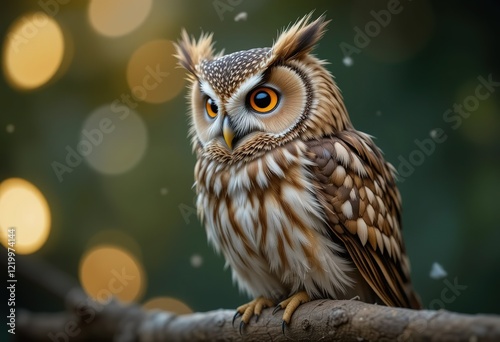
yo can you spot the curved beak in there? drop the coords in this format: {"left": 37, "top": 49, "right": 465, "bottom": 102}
{"left": 222, "top": 116, "right": 235, "bottom": 149}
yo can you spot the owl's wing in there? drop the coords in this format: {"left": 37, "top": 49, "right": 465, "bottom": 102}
{"left": 305, "top": 131, "right": 421, "bottom": 309}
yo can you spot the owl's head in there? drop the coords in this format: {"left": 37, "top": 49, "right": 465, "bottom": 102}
{"left": 175, "top": 14, "right": 351, "bottom": 162}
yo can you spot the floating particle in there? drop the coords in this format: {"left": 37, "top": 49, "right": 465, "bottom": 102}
{"left": 342, "top": 56, "right": 353, "bottom": 67}
{"left": 429, "top": 262, "right": 447, "bottom": 280}
{"left": 429, "top": 129, "right": 438, "bottom": 139}
{"left": 190, "top": 254, "right": 203, "bottom": 268}
{"left": 234, "top": 12, "right": 248, "bottom": 22}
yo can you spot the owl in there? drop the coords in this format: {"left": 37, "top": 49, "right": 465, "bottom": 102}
{"left": 174, "top": 14, "right": 421, "bottom": 330}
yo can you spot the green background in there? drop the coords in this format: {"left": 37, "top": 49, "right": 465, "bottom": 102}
{"left": 1, "top": 1, "right": 499, "bottom": 339}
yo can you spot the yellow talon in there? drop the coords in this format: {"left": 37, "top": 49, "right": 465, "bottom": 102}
{"left": 277, "top": 291, "right": 311, "bottom": 325}
{"left": 236, "top": 296, "right": 275, "bottom": 324}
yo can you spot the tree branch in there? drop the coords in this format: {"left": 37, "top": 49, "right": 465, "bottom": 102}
{"left": 16, "top": 292, "right": 500, "bottom": 342}
{"left": 4, "top": 247, "right": 500, "bottom": 341}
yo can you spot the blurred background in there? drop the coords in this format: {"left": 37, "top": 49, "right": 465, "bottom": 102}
{"left": 1, "top": 0, "right": 499, "bottom": 339}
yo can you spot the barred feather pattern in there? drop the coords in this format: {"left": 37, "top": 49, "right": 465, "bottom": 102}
{"left": 195, "top": 141, "right": 356, "bottom": 301}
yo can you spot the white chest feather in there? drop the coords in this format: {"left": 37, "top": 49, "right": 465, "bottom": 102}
{"left": 196, "top": 142, "right": 353, "bottom": 300}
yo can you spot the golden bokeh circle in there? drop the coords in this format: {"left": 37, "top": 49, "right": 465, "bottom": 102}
{"left": 87, "top": 229, "right": 143, "bottom": 260}
{"left": 88, "top": 0, "right": 152, "bottom": 37}
{"left": 143, "top": 297, "right": 193, "bottom": 315}
{"left": 81, "top": 104, "right": 148, "bottom": 175}
{"left": 2, "top": 12, "right": 65, "bottom": 90}
{"left": 0, "top": 178, "right": 51, "bottom": 254}
{"left": 126, "top": 40, "right": 185, "bottom": 104}
{"left": 79, "top": 245, "right": 145, "bottom": 304}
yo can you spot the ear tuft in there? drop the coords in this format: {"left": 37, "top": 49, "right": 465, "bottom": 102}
{"left": 174, "top": 30, "right": 217, "bottom": 76}
{"left": 271, "top": 13, "right": 330, "bottom": 63}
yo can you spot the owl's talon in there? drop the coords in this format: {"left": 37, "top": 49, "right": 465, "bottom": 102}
{"left": 278, "top": 291, "right": 311, "bottom": 325}
{"left": 272, "top": 304, "right": 283, "bottom": 315}
{"left": 232, "top": 311, "right": 241, "bottom": 328}
{"left": 239, "top": 320, "right": 246, "bottom": 335}
{"left": 281, "top": 320, "right": 287, "bottom": 335}
{"left": 254, "top": 314, "right": 260, "bottom": 323}
{"left": 234, "top": 297, "right": 275, "bottom": 330}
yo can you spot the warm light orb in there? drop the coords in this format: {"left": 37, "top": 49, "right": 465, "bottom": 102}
{"left": 88, "top": 0, "right": 152, "bottom": 37}
{"left": 79, "top": 245, "right": 145, "bottom": 303}
{"left": 3, "top": 12, "right": 65, "bottom": 90}
{"left": 87, "top": 229, "right": 142, "bottom": 259}
{"left": 81, "top": 104, "right": 148, "bottom": 175}
{"left": 126, "top": 40, "right": 185, "bottom": 103}
{"left": 0, "top": 178, "right": 51, "bottom": 254}
{"left": 143, "top": 297, "right": 193, "bottom": 315}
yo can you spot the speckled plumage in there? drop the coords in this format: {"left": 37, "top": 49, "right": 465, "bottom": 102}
{"left": 200, "top": 48, "right": 272, "bottom": 99}
{"left": 174, "top": 14, "right": 421, "bottom": 324}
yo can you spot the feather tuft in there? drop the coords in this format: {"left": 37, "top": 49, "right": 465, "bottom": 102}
{"left": 271, "top": 13, "right": 330, "bottom": 63}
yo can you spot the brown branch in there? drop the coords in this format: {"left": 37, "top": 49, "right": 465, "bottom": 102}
{"left": 4, "top": 247, "right": 500, "bottom": 341}
{"left": 16, "top": 291, "right": 500, "bottom": 342}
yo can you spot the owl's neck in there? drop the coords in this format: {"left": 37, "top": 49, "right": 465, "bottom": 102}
{"left": 299, "top": 57, "right": 353, "bottom": 139}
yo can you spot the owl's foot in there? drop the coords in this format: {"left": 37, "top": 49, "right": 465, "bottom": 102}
{"left": 272, "top": 291, "right": 311, "bottom": 331}
{"left": 234, "top": 296, "right": 275, "bottom": 333}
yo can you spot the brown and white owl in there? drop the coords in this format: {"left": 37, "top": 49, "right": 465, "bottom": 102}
{"left": 174, "top": 14, "right": 421, "bottom": 329}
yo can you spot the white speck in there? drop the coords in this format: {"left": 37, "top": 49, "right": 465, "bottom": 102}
{"left": 342, "top": 56, "right": 353, "bottom": 67}
{"left": 429, "top": 129, "right": 438, "bottom": 139}
{"left": 6, "top": 124, "right": 15, "bottom": 133}
{"left": 190, "top": 254, "right": 203, "bottom": 268}
{"left": 234, "top": 12, "right": 248, "bottom": 22}
{"left": 160, "top": 188, "right": 169, "bottom": 196}
{"left": 429, "top": 262, "right": 447, "bottom": 280}
{"left": 375, "top": 110, "right": 382, "bottom": 116}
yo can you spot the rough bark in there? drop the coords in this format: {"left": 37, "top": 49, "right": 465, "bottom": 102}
{"left": 16, "top": 291, "right": 500, "bottom": 342}
{"left": 4, "top": 248, "right": 500, "bottom": 341}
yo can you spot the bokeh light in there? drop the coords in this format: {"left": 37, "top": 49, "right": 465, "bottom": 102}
{"left": 3, "top": 12, "right": 65, "bottom": 90}
{"left": 190, "top": 254, "right": 203, "bottom": 268}
{"left": 87, "top": 229, "right": 143, "bottom": 260}
{"left": 79, "top": 245, "right": 145, "bottom": 303}
{"left": 6, "top": 124, "right": 15, "bottom": 133}
{"left": 81, "top": 104, "right": 148, "bottom": 175}
{"left": 126, "top": 40, "right": 185, "bottom": 104}
{"left": 88, "top": 0, "right": 152, "bottom": 37}
{"left": 456, "top": 79, "right": 500, "bottom": 146}
{"left": 0, "top": 178, "right": 51, "bottom": 254}
{"left": 143, "top": 297, "right": 193, "bottom": 315}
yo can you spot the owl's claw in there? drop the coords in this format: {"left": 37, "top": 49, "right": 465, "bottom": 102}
{"left": 272, "top": 304, "right": 282, "bottom": 315}
{"left": 232, "top": 311, "right": 242, "bottom": 328}
{"left": 281, "top": 320, "right": 287, "bottom": 335}
{"left": 276, "top": 291, "right": 311, "bottom": 326}
{"left": 234, "top": 297, "right": 275, "bottom": 331}
{"left": 239, "top": 321, "right": 246, "bottom": 336}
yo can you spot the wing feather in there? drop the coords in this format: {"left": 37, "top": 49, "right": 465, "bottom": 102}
{"left": 306, "top": 131, "right": 421, "bottom": 309}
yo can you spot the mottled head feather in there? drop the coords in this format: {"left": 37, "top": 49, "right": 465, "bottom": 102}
{"left": 174, "top": 30, "right": 220, "bottom": 76}
{"left": 270, "top": 13, "right": 329, "bottom": 64}
{"left": 199, "top": 48, "right": 272, "bottom": 99}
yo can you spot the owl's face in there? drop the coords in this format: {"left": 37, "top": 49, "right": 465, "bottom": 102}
{"left": 175, "top": 15, "right": 350, "bottom": 162}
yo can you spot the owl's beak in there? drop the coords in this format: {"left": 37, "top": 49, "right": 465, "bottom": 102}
{"left": 222, "top": 116, "right": 235, "bottom": 149}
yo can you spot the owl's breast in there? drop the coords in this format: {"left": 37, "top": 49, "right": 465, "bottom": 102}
{"left": 194, "top": 142, "right": 353, "bottom": 299}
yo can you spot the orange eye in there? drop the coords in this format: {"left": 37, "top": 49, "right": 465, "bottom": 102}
{"left": 248, "top": 87, "right": 279, "bottom": 113}
{"left": 205, "top": 97, "right": 218, "bottom": 118}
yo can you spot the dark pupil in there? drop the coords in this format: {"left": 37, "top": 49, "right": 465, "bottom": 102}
{"left": 208, "top": 98, "right": 218, "bottom": 113}
{"left": 254, "top": 91, "right": 271, "bottom": 108}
